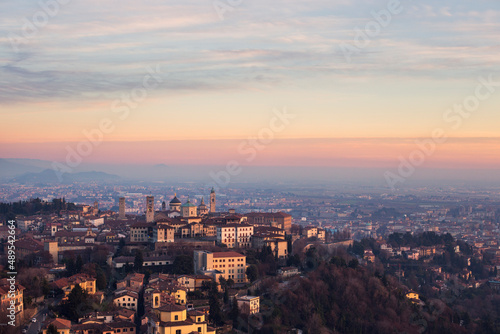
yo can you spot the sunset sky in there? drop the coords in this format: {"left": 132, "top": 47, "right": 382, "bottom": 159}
{"left": 1, "top": 0, "right": 499, "bottom": 169}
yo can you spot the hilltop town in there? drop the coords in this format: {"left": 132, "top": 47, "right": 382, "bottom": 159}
{"left": 1, "top": 185, "right": 500, "bottom": 333}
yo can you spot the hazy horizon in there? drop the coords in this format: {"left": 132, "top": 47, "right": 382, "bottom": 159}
{"left": 2, "top": 0, "right": 500, "bottom": 187}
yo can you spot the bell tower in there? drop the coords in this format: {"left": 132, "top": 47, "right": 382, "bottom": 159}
{"left": 210, "top": 188, "right": 216, "bottom": 213}
{"left": 146, "top": 196, "right": 155, "bottom": 222}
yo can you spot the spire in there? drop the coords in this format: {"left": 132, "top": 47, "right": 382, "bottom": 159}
{"left": 211, "top": 187, "right": 215, "bottom": 193}
{"left": 200, "top": 197, "right": 205, "bottom": 205}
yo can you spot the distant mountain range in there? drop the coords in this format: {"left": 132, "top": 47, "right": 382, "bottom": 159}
{"left": 3, "top": 158, "right": 500, "bottom": 187}
{"left": 9, "top": 169, "right": 121, "bottom": 184}
{"left": 0, "top": 158, "right": 52, "bottom": 180}
{"left": 0, "top": 158, "right": 121, "bottom": 183}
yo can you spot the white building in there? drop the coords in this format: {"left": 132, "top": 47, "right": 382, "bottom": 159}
{"left": 217, "top": 224, "right": 254, "bottom": 248}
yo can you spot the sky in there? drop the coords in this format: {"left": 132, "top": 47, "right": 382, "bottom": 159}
{"left": 1, "top": 0, "right": 500, "bottom": 172}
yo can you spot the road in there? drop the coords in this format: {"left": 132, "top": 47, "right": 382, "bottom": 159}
{"left": 24, "top": 296, "right": 62, "bottom": 334}
{"left": 25, "top": 305, "right": 46, "bottom": 334}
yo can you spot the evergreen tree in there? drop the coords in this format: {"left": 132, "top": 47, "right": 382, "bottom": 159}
{"left": 229, "top": 300, "right": 240, "bottom": 328}
{"left": 96, "top": 268, "right": 107, "bottom": 290}
{"left": 246, "top": 265, "right": 258, "bottom": 282}
{"left": 173, "top": 255, "right": 194, "bottom": 274}
{"left": 134, "top": 250, "right": 144, "bottom": 272}
{"left": 76, "top": 255, "right": 84, "bottom": 273}
{"left": 47, "top": 324, "right": 58, "bottom": 334}
{"left": 63, "top": 284, "right": 90, "bottom": 322}
{"left": 208, "top": 282, "right": 224, "bottom": 326}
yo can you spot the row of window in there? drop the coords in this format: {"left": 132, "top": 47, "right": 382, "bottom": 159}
{"left": 214, "top": 258, "right": 243, "bottom": 263}
{"left": 214, "top": 263, "right": 244, "bottom": 268}
{"left": 173, "top": 329, "right": 202, "bottom": 334}
{"left": 117, "top": 302, "right": 136, "bottom": 307}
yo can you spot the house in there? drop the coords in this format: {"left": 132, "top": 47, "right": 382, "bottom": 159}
{"left": 113, "top": 255, "right": 173, "bottom": 269}
{"left": 107, "top": 320, "right": 136, "bottom": 334}
{"left": 72, "top": 318, "right": 136, "bottom": 334}
{"left": 237, "top": 295, "right": 260, "bottom": 315}
{"left": 194, "top": 251, "right": 247, "bottom": 284}
{"left": 117, "top": 273, "right": 145, "bottom": 290}
{"left": 244, "top": 212, "right": 292, "bottom": 234}
{"left": 130, "top": 222, "right": 152, "bottom": 243}
{"left": 302, "top": 226, "right": 325, "bottom": 240}
{"left": 113, "top": 290, "right": 139, "bottom": 311}
{"left": 278, "top": 267, "right": 300, "bottom": 278}
{"left": 253, "top": 234, "right": 288, "bottom": 259}
{"left": 405, "top": 290, "right": 421, "bottom": 305}
{"left": 52, "top": 274, "right": 96, "bottom": 297}
{"left": 0, "top": 279, "right": 25, "bottom": 325}
{"left": 145, "top": 278, "right": 188, "bottom": 305}
{"left": 176, "top": 275, "right": 213, "bottom": 292}
{"left": 153, "top": 223, "right": 175, "bottom": 243}
{"left": 407, "top": 250, "right": 420, "bottom": 260}
{"left": 216, "top": 224, "right": 254, "bottom": 248}
{"left": 363, "top": 250, "right": 375, "bottom": 263}
{"left": 41, "top": 318, "right": 72, "bottom": 334}
{"left": 145, "top": 303, "right": 216, "bottom": 334}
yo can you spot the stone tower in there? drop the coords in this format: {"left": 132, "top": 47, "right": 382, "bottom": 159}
{"left": 119, "top": 197, "right": 126, "bottom": 219}
{"left": 210, "top": 188, "right": 216, "bottom": 213}
{"left": 44, "top": 241, "right": 59, "bottom": 264}
{"left": 146, "top": 196, "right": 155, "bottom": 223}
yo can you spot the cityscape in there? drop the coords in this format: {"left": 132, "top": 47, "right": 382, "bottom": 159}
{"left": 1, "top": 0, "right": 500, "bottom": 333}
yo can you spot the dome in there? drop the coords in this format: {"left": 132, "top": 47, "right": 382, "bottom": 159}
{"left": 169, "top": 193, "right": 181, "bottom": 205}
{"left": 181, "top": 198, "right": 197, "bottom": 208}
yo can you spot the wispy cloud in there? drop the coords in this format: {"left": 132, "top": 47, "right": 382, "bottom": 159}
{"left": 0, "top": 0, "right": 499, "bottom": 146}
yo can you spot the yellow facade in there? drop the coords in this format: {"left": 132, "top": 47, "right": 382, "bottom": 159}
{"left": 149, "top": 306, "right": 215, "bottom": 334}
{"left": 164, "top": 288, "right": 187, "bottom": 305}
{"left": 406, "top": 291, "right": 419, "bottom": 300}
{"left": 160, "top": 309, "right": 186, "bottom": 322}
{"left": 56, "top": 275, "right": 96, "bottom": 297}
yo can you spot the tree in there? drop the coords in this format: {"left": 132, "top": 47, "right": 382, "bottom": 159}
{"left": 134, "top": 250, "right": 144, "bottom": 272}
{"left": 173, "top": 255, "right": 194, "bottom": 275}
{"left": 208, "top": 282, "right": 224, "bottom": 326}
{"left": 76, "top": 255, "right": 84, "bottom": 273}
{"left": 246, "top": 265, "right": 259, "bottom": 282}
{"left": 229, "top": 299, "right": 240, "bottom": 328}
{"left": 63, "top": 284, "right": 90, "bottom": 322}
{"left": 42, "top": 278, "right": 50, "bottom": 296}
{"left": 47, "top": 324, "right": 58, "bottom": 334}
{"left": 96, "top": 268, "right": 107, "bottom": 290}
{"left": 65, "top": 257, "right": 75, "bottom": 275}
{"left": 115, "top": 238, "right": 126, "bottom": 258}
{"left": 348, "top": 259, "right": 359, "bottom": 269}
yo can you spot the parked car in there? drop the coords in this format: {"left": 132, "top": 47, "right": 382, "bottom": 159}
{"left": 32, "top": 317, "right": 37, "bottom": 323}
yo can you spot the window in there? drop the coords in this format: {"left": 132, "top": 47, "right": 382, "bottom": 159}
{"left": 198, "top": 317, "right": 201, "bottom": 322}
{"left": 198, "top": 327, "right": 202, "bottom": 332}
{"left": 175, "top": 315, "right": 179, "bottom": 320}
{"left": 176, "top": 330, "right": 181, "bottom": 334}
